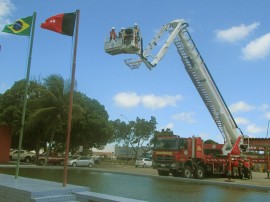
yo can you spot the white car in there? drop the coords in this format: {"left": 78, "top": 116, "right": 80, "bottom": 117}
{"left": 135, "top": 158, "right": 152, "bottom": 168}
{"left": 9, "top": 149, "right": 35, "bottom": 163}
{"left": 68, "top": 156, "right": 94, "bottom": 168}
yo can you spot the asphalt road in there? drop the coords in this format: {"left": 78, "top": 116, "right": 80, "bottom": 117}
{"left": 1, "top": 162, "right": 270, "bottom": 188}
{"left": 92, "top": 163, "right": 270, "bottom": 188}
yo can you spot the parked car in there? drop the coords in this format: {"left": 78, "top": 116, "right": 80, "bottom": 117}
{"left": 135, "top": 158, "right": 152, "bottom": 168}
{"left": 38, "top": 152, "right": 64, "bottom": 166}
{"left": 68, "top": 156, "right": 94, "bottom": 168}
{"left": 9, "top": 149, "right": 35, "bottom": 163}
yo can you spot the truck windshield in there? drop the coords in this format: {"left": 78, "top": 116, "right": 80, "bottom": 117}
{"left": 155, "top": 138, "right": 179, "bottom": 150}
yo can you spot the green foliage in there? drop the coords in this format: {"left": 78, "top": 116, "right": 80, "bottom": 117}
{"left": 70, "top": 92, "right": 113, "bottom": 154}
{"left": 204, "top": 139, "right": 218, "bottom": 144}
{"left": 111, "top": 116, "right": 157, "bottom": 159}
{"left": 0, "top": 80, "right": 44, "bottom": 148}
{"left": 0, "top": 74, "right": 113, "bottom": 156}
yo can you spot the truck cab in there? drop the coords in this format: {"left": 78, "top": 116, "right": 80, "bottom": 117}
{"left": 104, "top": 26, "right": 142, "bottom": 55}
{"left": 153, "top": 135, "right": 205, "bottom": 178}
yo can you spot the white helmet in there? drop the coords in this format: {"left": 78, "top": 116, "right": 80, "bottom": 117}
{"left": 134, "top": 23, "right": 138, "bottom": 26}
{"left": 112, "top": 27, "right": 115, "bottom": 30}
{"left": 121, "top": 27, "right": 125, "bottom": 30}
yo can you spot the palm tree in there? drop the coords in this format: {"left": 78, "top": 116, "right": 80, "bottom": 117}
{"left": 27, "top": 74, "right": 82, "bottom": 165}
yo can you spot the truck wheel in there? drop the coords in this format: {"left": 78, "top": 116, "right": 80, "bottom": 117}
{"left": 158, "top": 170, "right": 169, "bottom": 176}
{"left": 25, "top": 156, "right": 31, "bottom": 163}
{"left": 72, "top": 162, "right": 77, "bottom": 167}
{"left": 195, "top": 166, "right": 205, "bottom": 179}
{"left": 183, "top": 166, "right": 192, "bottom": 178}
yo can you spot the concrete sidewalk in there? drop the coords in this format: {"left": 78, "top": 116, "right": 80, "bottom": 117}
{"left": 0, "top": 173, "right": 89, "bottom": 201}
{"left": 0, "top": 173, "right": 146, "bottom": 202}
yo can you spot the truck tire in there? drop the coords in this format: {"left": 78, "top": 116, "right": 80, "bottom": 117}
{"left": 182, "top": 166, "right": 192, "bottom": 178}
{"left": 158, "top": 170, "right": 169, "bottom": 176}
{"left": 72, "top": 162, "right": 77, "bottom": 167}
{"left": 195, "top": 166, "right": 205, "bottom": 179}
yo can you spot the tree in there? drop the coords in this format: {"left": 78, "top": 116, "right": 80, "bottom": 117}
{"left": 112, "top": 116, "right": 157, "bottom": 159}
{"left": 0, "top": 79, "right": 45, "bottom": 149}
{"left": 111, "top": 119, "right": 131, "bottom": 146}
{"left": 26, "top": 74, "right": 82, "bottom": 164}
{"left": 70, "top": 92, "right": 113, "bottom": 154}
{"left": 204, "top": 139, "right": 218, "bottom": 144}
{"left": 0, "top": 75, "right": 114, "bottom": 162}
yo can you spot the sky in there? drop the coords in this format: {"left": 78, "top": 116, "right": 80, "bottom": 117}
{"left": 1, "top": 0, "right": 270, "bottom": 144}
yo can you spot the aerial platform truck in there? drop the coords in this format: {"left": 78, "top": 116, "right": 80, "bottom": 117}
{"left": 104, "top": 20, "right": 269, "bottom": 179}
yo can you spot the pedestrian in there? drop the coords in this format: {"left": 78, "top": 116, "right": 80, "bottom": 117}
{"left": 119, "top": 27, "right": 125, "bottom": 44}
{"left": 110, "top": 27, "right": 117, "bottom": 41}
{"left": 243, "top": 159, "right": 250, "bottom": 179}
{"left": 133, "top": 23, "right": 140, "bottom": 46}
{"left": 238, "top": 159, "right": 244, "bottom": 179}
{"left": 119, "top": 27, "right": 125, "bottom": 38}
{"left": 249, "top": 161, "right": 254, "bottom": 179}
{"left": 232, "top": 159, "right": 239, "bottom": 179}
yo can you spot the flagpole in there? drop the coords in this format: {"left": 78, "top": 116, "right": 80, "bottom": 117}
{"left": 63, "top": 9, "right": 80, "bottom": 187}
{"left": 15, "top": 12, "right": 36, "bottom": 179}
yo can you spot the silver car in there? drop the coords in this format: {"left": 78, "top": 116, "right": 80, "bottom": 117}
{"left": 135, "top": 158, "right": 152, "bottom": 168}
{"left": 68, "top": 156, "right": 94, "bottom": 168}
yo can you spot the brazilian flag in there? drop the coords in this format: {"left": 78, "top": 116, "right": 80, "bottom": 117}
{"left": 2, "top": 16, "right": 33, "bottom": 36}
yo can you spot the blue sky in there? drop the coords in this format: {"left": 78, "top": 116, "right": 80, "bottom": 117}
{"left": 1, "top": 0, "right": 270, "bottom": 144}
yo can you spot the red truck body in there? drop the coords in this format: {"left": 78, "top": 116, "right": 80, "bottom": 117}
{"left": 152, "top": 135, "right": 267, "bottom": 179}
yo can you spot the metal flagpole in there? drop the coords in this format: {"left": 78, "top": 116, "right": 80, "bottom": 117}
{"left": 266, "top": 120, "right": 270, "bottom": 179}
{"left": 15, "top": 12, "right": 36, "bottom": 179}
{"left": 63, "top": 9, "right": 80, "bottom": 187}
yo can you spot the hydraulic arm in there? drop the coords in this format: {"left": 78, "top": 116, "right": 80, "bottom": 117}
{"left": 124, "top": 19, "right": 244, "bottom": 155}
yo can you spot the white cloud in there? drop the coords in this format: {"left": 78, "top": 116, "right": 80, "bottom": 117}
{"left": 264, "top": 112, "right": 270, "bottom": 120}
{"left": 172, "top": 112, "right": 196, "bottom": 124}
{"left": 0, "top": 0, "right": 16, "bottom": 31}
{"left": 235, "top": 117, "right": 250, "bottom": 125}
{"left": 259, "top": 104, "right": 269, "bottom": 111}
{"left": 216, "top": 22, "right": 259, "bottom": 43}
{"left": 242, "top": 33, "right": 270, "bottom": 60}
{"left": 113, "top": 92, "right": 140, "bottom": 108}
{"left": 229, "top": 101, "right": 255, "bottom": 113}
{"left": 113, "top": 92, "right": 183, "bottom": 109}
{"left": 246, "top": 124, "right": 265, "bottom": 134}
{"left": 161, "top": 123, "right": 174, "bottom": 131}
{"left": 141, "top": 94, "right": 182, "bottom": 109}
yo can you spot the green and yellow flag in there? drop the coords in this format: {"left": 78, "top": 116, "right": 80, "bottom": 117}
{"left": 2, "top": 16, "right": 33, "bottom": 36}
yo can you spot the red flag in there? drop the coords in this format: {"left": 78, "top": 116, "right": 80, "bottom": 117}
{"left": 41, "top": 12, "right": 76, "bottom": 36}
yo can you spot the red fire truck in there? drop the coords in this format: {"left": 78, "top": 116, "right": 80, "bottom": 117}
{"left": 105, "top": 19, "right": 269, "bottom": 178}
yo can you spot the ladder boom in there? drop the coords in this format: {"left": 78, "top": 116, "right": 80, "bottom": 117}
{"left": 124, "top": 19, "right": 243, "bottom": 155}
